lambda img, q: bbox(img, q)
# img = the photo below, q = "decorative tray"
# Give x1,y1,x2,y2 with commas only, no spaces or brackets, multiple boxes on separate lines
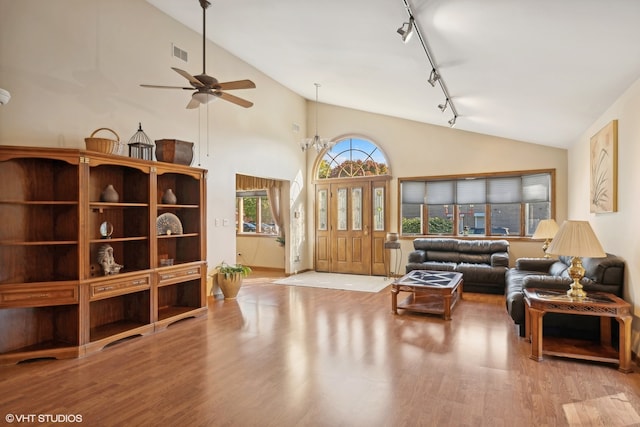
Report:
157,212,183,236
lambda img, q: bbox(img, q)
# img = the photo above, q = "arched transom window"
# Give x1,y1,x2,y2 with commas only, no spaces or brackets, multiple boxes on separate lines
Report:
317,137,389,179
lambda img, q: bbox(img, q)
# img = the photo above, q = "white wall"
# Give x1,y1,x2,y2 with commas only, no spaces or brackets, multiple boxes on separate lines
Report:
0,0,308,287
567,76,640,354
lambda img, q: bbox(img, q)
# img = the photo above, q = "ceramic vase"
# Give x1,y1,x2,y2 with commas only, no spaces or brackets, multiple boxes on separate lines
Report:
162,188,177,204
217,273,243,299
100,184,119,203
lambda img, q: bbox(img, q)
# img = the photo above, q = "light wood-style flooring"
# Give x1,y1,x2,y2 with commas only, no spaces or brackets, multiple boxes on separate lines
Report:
1,270,639,426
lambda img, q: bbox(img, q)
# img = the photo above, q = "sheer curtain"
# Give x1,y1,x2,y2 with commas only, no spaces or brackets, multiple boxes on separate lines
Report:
236,174,284,240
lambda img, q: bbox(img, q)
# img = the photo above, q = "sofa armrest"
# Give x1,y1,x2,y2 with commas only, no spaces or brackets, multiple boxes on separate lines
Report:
515,257,557,273
490,252,509,268
408,250,426,263
523,275,571,291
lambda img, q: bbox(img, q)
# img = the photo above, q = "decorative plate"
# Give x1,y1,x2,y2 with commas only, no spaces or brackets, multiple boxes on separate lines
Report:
156,213,183,236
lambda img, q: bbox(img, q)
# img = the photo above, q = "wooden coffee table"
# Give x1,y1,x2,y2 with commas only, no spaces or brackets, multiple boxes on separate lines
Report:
524,288,632,373
391,270,463,320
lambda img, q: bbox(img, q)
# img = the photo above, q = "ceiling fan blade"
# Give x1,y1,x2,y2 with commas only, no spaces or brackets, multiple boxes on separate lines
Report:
172,67,205,87
217,79,256,91
186,97,201,109
140,84,194,90
217,92,254,108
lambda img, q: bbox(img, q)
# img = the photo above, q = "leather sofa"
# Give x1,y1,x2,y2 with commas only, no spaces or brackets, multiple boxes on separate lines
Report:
406,238,509,294
505,254,625,337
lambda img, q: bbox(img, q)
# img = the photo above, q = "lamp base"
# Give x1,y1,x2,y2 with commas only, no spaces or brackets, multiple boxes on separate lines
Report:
566,256,587,299
542,239,551,258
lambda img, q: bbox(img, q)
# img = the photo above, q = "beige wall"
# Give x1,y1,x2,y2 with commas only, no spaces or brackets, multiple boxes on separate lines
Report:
567,76,640,354
306,103,569,266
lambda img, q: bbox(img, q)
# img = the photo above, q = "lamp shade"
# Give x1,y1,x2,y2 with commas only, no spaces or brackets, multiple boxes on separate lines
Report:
532,219,559,239
546,220,606,258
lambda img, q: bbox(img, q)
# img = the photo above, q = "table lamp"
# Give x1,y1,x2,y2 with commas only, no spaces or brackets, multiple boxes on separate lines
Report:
546,220,606,298
531,219,559,257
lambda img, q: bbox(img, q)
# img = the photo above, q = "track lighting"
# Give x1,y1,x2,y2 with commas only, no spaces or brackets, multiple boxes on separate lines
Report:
397,17,414,43
428,68,440,87
438,98,449,112
399,0,460,128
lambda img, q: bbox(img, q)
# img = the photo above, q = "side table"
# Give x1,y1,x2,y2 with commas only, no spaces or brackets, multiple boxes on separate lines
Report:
523,288,632,373
384,240,402,278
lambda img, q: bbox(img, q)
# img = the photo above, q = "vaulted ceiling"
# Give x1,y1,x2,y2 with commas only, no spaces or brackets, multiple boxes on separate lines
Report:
147,0,640,148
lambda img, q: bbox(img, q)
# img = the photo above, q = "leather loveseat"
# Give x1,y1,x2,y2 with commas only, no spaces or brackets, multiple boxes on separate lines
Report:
406,238,510,294
505,254,625,337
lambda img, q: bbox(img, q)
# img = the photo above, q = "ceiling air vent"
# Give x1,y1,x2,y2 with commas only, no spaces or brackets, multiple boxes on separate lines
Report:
172,44,188,62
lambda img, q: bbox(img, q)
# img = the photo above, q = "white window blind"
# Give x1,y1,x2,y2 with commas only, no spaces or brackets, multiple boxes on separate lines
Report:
488,177,521,203
401,181,426,204
426,181,454,204
523,174,550,202
456,179,486,204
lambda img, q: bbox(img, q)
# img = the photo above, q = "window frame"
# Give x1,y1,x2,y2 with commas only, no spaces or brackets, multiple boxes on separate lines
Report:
236,190,279,236
398,169,555,239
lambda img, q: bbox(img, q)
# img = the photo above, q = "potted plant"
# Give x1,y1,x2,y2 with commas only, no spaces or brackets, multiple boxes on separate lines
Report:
215,261,252,299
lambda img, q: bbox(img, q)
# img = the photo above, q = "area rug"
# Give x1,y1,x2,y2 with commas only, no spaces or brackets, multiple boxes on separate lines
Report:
272,271,392,293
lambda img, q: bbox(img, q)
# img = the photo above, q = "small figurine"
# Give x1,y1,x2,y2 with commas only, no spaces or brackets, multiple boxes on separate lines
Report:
97,244,124,275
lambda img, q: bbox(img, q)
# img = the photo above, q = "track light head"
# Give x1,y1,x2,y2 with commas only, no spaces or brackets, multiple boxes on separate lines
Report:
428,69,440,87
448,115,457,127
397,17,414,43
438,98,449,112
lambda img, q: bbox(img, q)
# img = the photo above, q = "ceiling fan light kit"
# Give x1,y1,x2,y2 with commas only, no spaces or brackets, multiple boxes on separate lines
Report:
141,0,255,109
399,0,458,128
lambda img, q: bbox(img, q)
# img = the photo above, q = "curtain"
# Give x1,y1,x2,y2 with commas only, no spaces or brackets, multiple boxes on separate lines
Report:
267,186,284,240
236,174,281,190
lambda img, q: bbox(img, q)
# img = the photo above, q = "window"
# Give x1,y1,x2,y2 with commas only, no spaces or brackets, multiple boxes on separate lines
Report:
399,170,554,237
317,137,389,179
236,190,279,235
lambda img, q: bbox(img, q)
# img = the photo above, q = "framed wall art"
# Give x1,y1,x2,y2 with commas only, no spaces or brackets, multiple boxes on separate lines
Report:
590,119,618,213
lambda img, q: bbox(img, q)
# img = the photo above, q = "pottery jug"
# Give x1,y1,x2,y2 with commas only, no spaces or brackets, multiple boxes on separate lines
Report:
162,188,177,204
100,184,119,203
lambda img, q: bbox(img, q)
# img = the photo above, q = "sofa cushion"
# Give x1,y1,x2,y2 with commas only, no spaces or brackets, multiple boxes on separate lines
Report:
548,261,568,277
459,253,491,264
426,251,460,263
456,263,506,286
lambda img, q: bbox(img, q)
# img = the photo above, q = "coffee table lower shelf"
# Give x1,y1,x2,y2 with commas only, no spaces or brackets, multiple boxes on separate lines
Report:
395,292,461,319
534,336,620,365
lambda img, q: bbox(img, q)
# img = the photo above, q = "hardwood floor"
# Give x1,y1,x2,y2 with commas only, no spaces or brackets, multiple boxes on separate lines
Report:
1,270,639,426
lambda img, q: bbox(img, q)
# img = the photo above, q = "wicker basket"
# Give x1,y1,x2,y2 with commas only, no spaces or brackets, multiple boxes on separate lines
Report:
85,128,122,155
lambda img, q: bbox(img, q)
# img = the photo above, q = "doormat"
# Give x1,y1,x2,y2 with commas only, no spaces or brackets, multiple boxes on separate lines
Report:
273,271,392,293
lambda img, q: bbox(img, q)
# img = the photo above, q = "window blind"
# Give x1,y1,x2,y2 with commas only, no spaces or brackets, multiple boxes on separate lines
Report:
426,181,454,204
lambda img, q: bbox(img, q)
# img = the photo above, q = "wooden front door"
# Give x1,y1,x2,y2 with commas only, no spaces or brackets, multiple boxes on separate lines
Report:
315,178,388,276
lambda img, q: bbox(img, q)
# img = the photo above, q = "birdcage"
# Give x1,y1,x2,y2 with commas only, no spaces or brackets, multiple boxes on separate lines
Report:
128,123,154,160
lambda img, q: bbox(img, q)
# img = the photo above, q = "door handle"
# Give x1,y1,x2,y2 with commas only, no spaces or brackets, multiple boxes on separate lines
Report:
364,225,369,236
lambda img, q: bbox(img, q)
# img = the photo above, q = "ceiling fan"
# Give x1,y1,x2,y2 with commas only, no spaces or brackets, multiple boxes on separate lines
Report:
141,0,255,109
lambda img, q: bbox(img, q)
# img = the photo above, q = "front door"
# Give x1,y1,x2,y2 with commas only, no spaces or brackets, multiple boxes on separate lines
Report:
315,178,388,275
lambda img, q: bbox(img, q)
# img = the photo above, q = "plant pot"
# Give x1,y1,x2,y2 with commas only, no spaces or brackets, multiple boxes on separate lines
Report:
217,272,244,299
